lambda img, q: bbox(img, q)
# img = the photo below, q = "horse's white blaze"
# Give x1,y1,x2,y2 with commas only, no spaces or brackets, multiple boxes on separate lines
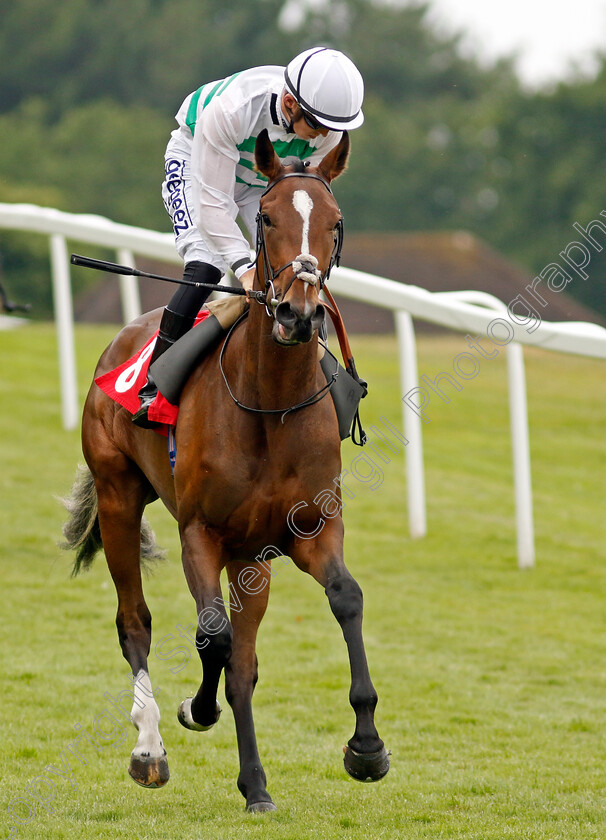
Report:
130,669,165,758
293,189,314,255
292,189,322,302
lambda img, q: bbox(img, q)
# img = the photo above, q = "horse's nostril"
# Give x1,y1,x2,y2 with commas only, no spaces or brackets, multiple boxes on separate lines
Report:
275,302,324,343
311,304,325,330
275,302,297,328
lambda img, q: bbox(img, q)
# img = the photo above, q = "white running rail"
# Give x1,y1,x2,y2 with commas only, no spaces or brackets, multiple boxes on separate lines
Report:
1,203,605,568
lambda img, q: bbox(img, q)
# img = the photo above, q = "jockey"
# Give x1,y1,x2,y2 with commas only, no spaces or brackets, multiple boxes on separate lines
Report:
133,46,364,426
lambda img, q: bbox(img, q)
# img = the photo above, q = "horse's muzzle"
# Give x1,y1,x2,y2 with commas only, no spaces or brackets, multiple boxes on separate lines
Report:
273,301,326,345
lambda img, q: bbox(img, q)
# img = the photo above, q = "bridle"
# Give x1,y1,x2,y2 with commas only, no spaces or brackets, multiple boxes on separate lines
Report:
250,171,344,316
219,317,339,423
219,170,344,420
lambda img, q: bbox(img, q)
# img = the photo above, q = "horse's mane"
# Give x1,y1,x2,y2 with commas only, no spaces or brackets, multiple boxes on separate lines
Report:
281,158,309,174
254,154,308,179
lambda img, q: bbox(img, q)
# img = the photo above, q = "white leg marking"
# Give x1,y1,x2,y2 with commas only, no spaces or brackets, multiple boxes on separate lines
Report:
130,669,165,758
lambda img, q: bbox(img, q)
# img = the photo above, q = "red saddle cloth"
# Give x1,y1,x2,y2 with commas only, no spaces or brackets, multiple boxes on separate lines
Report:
95,309,210,432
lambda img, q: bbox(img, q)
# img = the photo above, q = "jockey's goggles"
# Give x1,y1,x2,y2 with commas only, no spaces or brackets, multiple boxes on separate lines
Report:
300,108,327,132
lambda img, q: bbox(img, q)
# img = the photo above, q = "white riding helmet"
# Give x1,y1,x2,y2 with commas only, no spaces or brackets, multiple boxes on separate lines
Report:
284,46,364,131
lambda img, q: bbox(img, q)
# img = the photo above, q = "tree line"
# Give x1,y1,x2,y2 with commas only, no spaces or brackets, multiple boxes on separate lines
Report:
1,0,604,316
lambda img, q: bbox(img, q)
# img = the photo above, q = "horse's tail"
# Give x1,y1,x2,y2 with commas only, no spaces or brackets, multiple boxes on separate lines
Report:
59,465,166,576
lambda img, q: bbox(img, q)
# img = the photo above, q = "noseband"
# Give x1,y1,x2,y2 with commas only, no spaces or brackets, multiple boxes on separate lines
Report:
219,171,344,420
250,172,344,314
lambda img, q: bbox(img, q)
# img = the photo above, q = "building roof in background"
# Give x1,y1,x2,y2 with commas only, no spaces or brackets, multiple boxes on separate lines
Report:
74,231,604,333
335,232,604,332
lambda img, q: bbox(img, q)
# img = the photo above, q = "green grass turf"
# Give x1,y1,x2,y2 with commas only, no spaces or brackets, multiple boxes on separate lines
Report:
0,323,605,839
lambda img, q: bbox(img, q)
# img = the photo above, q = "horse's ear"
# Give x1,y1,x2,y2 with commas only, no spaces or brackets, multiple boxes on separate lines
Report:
255,129,284,183
317,131,350,183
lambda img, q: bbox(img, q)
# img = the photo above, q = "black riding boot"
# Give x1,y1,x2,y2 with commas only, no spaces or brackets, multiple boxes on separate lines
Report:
132,308,196,427
132,261,222,428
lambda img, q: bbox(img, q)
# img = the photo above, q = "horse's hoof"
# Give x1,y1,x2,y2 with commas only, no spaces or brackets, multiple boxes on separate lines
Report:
177,698,221,731
128,754,170,788
246,800,277,813
343,745,390,782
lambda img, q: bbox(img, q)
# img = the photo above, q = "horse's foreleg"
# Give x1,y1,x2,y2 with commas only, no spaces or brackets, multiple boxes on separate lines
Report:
224,561,276,812
325,571,390,782
291,526,390,783
95,475,169,789
177,522,232,730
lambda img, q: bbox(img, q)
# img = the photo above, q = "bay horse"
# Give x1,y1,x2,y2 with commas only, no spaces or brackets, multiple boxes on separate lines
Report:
62,128,389,812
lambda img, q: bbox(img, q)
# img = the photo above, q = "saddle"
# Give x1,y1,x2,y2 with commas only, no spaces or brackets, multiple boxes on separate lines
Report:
96,296,367,443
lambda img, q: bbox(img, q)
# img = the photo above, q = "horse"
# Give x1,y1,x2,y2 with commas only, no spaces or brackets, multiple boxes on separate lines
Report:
62,128,389,812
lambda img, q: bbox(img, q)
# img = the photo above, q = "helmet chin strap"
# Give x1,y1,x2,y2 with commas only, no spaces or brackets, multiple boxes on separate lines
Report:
279,90,297,134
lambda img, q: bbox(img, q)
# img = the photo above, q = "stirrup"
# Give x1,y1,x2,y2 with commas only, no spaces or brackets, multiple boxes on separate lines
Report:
131,309,195,428
132,372,162,428
132,389,160,428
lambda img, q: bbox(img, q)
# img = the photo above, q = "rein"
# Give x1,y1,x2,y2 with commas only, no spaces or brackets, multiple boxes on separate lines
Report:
219,169,365,440
251,172,344,314
219,310,338,422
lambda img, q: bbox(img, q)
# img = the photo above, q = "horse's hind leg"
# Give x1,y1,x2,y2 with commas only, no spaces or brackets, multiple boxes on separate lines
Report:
224,561,275,812
92,460,169,788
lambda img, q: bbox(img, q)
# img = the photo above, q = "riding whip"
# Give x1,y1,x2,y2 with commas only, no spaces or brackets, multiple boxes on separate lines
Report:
70,254,254,297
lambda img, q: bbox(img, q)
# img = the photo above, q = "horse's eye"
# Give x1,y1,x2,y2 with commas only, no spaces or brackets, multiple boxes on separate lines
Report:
262,214,272,227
